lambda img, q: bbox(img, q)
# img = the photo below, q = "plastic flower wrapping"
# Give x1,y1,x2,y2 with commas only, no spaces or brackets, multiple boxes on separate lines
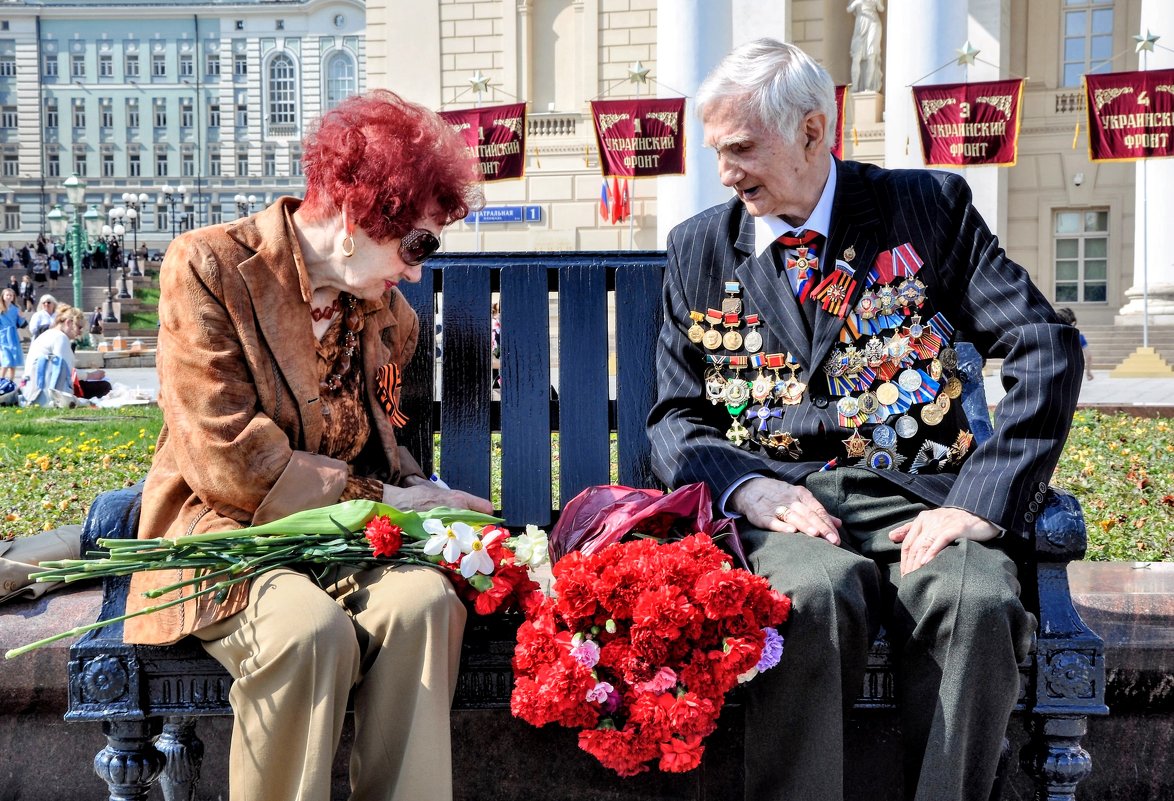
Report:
5,499,548,659
509,483,791,776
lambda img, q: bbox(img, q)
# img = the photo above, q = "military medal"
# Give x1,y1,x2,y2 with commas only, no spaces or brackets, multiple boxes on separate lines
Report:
726,418,750,447
865,445,905,471
749,354,773,401
843,246,856,263
920,402,945,426
944,376,963,399
929,358,943,380
842,429,868,458
775,355,807,405
743,314,763,353
875,381,900,407
939,347,959,370
858,390,880,417
722,281,743,317
894,414,919,439
687,311,706,344
872,424,898,449
837,395,867,428
722,311,743,351
935,392,951,413
911,440,950,474
750,403,784,432
948,430,975,464
766,430,803,459
702,309,723,350
724,356,751,415
704,367,728,405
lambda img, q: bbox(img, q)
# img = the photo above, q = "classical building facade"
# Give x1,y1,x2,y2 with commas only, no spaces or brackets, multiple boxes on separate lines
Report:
365,0,1170,329
0,0,364,249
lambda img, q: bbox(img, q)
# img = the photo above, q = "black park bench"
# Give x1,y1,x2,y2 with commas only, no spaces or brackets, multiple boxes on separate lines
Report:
64,251,1106,801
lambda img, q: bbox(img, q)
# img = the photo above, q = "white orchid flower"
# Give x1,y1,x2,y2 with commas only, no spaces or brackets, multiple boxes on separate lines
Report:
422,519,476,564
458,527,504,578
513,524,550,568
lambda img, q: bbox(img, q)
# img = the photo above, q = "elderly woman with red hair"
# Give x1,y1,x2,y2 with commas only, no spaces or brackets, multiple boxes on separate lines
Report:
124,90,491,801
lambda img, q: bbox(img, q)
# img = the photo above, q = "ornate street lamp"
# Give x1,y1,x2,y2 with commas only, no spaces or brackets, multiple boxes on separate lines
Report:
108,206,131,299
160,183,188,241
234,193,257,219
46,174,99,309
121,191,149,276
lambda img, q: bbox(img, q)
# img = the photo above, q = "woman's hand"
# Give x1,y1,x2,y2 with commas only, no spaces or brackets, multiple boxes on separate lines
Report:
382,482,494,515
728,476,842,544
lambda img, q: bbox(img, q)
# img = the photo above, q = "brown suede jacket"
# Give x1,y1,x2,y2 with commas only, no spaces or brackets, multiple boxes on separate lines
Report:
125,198,424,644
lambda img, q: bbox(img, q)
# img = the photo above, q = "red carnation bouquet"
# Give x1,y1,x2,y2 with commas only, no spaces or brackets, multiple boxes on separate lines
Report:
509,484,791,776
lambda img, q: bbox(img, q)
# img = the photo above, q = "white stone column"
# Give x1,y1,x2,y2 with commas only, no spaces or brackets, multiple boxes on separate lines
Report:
655,0,733,246
964,0,1010,239
1120,0,1174,325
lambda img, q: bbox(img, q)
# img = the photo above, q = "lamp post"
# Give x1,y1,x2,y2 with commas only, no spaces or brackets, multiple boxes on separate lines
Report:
160,183,188,241
121,191,149,276
234,193,257,219
45,174,103,310
107,207,131,299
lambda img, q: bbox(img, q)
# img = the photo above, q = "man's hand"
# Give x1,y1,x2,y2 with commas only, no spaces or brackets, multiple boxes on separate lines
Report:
889,507,999,575
382,482,494,515
729,476,842,544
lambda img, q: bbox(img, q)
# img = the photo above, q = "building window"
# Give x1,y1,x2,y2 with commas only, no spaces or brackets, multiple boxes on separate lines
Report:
155,147,167,176
46,149,60,178
210,207,223,225
71,99,85,128
43,53,58,78
179,53,194,78
208,146,221,176
324,52,356,111
73,148,86,176
0,105,16,129
4,205,19,230
180,98,193,128
234,20,244,31
153,99,167,128
128,147,141,177
206,52,220,76
182,149,195,177
234,52,247,77
1062,0,1113,87
102,149,115,177
267,54,297,131
99,53,113,78
45,98,58,129
1054,210,1109,303
3,152,18,177
126,100,139,129
156,203,168,232
99,99,113,129
208,103,220,127
263,149,276,177
71,53,85,79
237,150,248,176
152,52,166,78
235,102,248,128
0,54,16,77
125,52,139,79
290,146,302,176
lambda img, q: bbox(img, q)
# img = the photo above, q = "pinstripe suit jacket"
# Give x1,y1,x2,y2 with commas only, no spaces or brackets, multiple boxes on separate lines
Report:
648,158,1083,537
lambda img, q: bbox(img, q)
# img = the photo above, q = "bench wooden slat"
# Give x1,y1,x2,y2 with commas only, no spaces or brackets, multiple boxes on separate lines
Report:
499,261,554,528
556,262,612,506
398,269,437,478
439,263,493,500
615,260,663,491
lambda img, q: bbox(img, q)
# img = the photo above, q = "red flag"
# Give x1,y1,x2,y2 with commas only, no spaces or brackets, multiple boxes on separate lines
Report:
599,179,610,222
621,179,631,221
1085,68,1174,161
610,176,622,224
911,79,1025,166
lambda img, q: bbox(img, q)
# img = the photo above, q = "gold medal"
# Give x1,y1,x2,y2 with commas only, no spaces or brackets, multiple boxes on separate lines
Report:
687,311,705,343
843,246,856,262
858,391,880,416
920,403,945,426
702,328,722,350
875,381,900,407
929,358,943,381
945,376,963,399
935,392,951,413
723,329,744,351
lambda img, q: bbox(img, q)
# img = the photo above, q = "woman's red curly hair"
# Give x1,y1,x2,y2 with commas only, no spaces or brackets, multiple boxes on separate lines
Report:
299,89,480,241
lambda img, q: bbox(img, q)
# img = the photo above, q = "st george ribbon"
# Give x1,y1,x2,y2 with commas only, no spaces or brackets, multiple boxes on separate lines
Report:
911,78,1025,167
439,102,527,181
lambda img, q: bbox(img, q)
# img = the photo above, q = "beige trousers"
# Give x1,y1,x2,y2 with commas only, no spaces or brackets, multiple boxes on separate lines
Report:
196,564,467,801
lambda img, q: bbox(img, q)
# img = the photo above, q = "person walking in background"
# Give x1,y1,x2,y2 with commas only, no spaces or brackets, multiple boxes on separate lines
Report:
648,38,1080,801
1055,307,1095,381
18,274,34,312
2,243,15,269
0,286,27,382
47,251,62,289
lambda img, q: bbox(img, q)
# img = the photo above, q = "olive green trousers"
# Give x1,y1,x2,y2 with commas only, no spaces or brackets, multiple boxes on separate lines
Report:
740,468,1035,801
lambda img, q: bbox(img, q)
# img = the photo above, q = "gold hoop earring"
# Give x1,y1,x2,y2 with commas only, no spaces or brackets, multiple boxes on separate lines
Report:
341,235,356,258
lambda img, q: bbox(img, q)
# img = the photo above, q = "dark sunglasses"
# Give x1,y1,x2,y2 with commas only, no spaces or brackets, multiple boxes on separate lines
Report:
399,228,441,267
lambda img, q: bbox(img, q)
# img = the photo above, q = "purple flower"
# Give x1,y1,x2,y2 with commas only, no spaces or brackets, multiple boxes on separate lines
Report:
570,638,601,668
585,680,614,704
756,627,784,672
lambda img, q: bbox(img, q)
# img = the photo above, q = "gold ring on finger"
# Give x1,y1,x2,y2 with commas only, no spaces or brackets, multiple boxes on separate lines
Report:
775,504,791,521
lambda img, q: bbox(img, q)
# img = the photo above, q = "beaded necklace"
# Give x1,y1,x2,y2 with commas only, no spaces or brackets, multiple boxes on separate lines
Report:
321,293,363,393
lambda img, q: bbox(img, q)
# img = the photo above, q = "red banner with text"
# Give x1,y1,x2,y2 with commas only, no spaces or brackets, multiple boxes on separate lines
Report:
590,98,687,177
833,84,847,159
911,79,1024,167
1084,69,1174,162
438,102,527,182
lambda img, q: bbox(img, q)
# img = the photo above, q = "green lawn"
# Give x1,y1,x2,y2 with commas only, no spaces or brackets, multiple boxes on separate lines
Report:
1,405,1170,561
